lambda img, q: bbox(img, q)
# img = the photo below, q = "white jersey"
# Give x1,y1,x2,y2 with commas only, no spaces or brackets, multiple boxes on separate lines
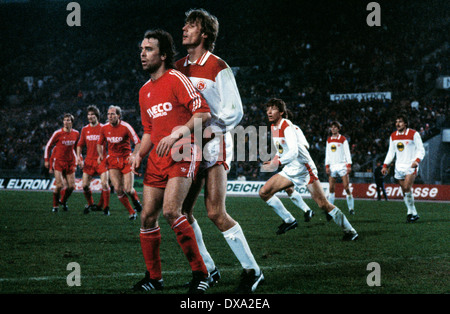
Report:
271,118,314,167
325,134,352,167
383,128,425,168
175,51,244,133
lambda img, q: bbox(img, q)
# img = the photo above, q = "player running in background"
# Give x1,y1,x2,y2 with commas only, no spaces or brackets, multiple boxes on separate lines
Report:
76,105,111,215
176,9,263,293
131,29,211,294
325,121,355,214
382,114,425,222
44,113,79,212
97,105,142,219
259,98,358,241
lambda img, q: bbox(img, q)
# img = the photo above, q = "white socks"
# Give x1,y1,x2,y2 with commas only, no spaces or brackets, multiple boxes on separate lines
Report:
222,223,261,276
328,207,356,234
289,190,310,213
346,194,354,211
191,220,216,273
328,192,335,204
404,192,418,215
266,196,296,223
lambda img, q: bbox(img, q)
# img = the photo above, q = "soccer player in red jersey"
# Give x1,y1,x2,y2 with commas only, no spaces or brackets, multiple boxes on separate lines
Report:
44,113,79,212
131,29,211,294
76,105,111,215
176,9,263,293
97,105,142,219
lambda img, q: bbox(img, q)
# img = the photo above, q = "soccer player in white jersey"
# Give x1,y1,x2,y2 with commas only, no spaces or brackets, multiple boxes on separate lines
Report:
284,121,315,223
176,9,263,293
381,115,425,222
259,98,358,241
325,121,355,214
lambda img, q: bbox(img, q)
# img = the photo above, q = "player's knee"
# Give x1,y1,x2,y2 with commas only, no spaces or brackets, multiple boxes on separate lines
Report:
206,208,223,224
259,187,271,201
140,211,158,228
284,186,294,196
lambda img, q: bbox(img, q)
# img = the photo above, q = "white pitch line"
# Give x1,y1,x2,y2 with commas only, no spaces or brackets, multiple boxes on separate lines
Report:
1,254,447,283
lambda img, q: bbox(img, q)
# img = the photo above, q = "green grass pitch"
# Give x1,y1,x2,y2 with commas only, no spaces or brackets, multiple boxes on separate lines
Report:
0,190,448,294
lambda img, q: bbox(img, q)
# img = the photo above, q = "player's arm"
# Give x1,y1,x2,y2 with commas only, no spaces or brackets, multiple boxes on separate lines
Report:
44,131,58,168
76,129,84,167
76,146,84,168
325,141,331,175
97,130,105,164
213,67,244,132
343,139,352,174
131,133,153,176
412,132,425,168
156,112,211,157
381,136,395,175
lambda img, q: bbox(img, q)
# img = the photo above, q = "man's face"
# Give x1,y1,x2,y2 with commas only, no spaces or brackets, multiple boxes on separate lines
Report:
107,108,119,125
63,117,72,129
396,118,406,132
87,111,98,125
182,20,204,47
266,106,282,123
330,125,340,135
140,37,164,73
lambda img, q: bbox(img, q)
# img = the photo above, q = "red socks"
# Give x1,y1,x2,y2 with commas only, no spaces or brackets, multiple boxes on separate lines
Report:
98,188,110,208
118,194,135,214
172,216,208,276
140,227,162,280
139,216,208,281
83,188,94,206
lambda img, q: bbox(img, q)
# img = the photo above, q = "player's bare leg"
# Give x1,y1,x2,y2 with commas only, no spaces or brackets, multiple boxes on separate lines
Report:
81,172,94,213
328,176,336,204
60,172,75,211
52,170,65,212
204,165,236,231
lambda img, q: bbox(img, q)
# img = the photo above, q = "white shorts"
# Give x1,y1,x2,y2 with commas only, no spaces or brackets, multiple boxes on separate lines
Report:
394,163,418,180
329,163,348,178
278,161,319,188
202,131,233,172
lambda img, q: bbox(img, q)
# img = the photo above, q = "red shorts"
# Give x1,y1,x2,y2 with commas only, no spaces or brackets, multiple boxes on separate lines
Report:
144,144,200,188
106,155,132,174
52,159,76,175
83,158,108,176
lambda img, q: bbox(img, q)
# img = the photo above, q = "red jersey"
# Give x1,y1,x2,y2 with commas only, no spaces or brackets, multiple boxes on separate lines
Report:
98,121,140,158
44,128,79,162
139,69,210,146
77,123,105,161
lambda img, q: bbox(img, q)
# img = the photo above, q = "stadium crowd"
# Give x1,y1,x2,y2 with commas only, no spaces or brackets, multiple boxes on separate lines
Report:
0,0,448,182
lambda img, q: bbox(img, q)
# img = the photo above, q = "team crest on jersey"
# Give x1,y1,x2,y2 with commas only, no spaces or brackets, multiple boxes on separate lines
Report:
397,142,405,152
331,144,337,152
276,141,283,154
196,80,207,91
